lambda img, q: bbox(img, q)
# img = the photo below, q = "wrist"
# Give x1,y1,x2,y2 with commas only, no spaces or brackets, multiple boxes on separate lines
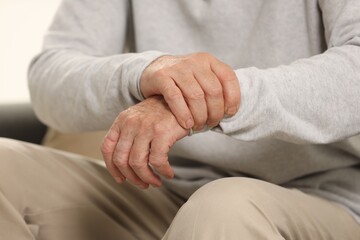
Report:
139,55,174,99
124,51,167,101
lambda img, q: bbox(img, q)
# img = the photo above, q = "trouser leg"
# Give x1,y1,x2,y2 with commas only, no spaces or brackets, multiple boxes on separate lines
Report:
163,177,360,240
0,138,184,240
0,190,35,239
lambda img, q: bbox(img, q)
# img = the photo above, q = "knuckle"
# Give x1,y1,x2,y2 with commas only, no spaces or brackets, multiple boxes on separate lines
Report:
183,56,197,66
181,53,197,64
165,88,183,101
115,151,130,163
138,120,149,129
114,159,129,169
206,87,223,98
153,123,167,135
171,63,186,72
129,160,145,170
153,69,169,79
124,115,139,127
116,140,131,152
149,155,167,168
117,111,127,122
187,90,205,100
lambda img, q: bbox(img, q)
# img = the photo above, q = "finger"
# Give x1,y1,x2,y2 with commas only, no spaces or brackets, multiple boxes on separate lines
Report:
113,124,149,189
171,72,207,131
210,60,240,116
129,134,162,187
159,78,194,129
194,70,224,127
101,125,126,183
149,136,174,179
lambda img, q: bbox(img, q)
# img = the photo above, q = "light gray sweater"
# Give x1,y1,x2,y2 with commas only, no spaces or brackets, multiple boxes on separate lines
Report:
28,0,360,222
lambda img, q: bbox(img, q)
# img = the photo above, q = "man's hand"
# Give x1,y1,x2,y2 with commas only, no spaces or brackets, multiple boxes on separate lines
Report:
140,52,240,131
101,96,188,189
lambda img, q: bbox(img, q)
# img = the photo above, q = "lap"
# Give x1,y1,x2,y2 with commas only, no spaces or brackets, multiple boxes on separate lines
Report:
0,138,183,240
1,138,359,240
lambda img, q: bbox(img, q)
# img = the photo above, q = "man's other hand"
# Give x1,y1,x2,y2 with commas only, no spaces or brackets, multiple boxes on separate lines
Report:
101,96,188,189
140,52,240,131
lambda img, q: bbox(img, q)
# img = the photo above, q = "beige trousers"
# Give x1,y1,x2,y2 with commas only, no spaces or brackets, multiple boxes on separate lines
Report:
0,138,359,240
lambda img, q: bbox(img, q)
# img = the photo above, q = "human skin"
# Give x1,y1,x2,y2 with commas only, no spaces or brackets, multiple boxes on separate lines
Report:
140,52,240,130
101,96,188,188
101,53,241,188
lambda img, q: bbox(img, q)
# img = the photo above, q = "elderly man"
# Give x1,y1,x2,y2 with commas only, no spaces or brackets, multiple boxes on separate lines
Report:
1,0,360,239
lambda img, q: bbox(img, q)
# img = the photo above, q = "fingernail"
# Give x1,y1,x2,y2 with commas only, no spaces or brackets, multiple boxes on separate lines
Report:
226,106,237,115
186,118,194,129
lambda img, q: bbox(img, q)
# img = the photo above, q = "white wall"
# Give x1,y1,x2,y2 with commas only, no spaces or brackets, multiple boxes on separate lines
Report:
0,0,61,103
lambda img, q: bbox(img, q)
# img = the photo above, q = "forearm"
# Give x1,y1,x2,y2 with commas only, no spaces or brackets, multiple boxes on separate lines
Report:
28,49,164,132
215,0,360,144
28,0,168,132
218,44,360,144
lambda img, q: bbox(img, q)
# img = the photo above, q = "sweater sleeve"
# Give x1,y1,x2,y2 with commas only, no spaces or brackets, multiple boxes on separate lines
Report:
217,0,360,144
28,0,165,132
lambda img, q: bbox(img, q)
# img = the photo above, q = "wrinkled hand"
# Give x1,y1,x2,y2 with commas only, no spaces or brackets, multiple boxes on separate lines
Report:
140,52,240,131
101,96,188,189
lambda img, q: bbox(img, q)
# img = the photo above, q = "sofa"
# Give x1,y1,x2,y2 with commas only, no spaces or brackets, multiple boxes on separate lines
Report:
0,103,47,144
0,103,106,159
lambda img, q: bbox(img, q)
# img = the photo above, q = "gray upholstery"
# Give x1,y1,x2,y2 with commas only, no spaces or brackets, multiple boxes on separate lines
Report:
0,103,47,144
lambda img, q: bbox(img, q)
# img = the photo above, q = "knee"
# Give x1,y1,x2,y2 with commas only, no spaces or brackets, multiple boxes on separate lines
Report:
183,177,279,221
164,178,284,239
189,177,273,203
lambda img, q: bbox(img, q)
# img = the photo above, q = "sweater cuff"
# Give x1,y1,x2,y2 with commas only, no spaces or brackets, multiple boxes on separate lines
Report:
217,68,259,135
124,51,168,101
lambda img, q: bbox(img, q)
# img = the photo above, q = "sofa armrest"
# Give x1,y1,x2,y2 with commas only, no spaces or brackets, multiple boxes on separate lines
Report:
0,103,47,144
